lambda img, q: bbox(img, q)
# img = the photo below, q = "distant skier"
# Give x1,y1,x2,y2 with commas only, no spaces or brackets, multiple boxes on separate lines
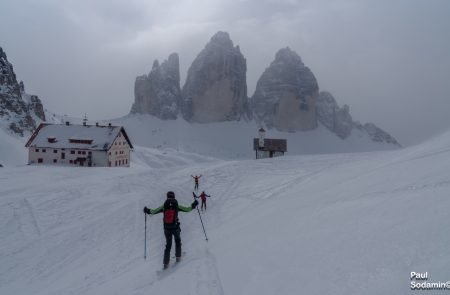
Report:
143,191,198,269
191,174,202,191
193,191,211,211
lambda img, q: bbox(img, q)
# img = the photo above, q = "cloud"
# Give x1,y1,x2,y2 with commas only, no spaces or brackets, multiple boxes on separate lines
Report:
1,0,450,145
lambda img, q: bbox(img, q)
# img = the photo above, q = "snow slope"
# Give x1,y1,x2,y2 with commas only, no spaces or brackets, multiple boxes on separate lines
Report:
0,127,28,166
114,114,398,159
1,130,450,294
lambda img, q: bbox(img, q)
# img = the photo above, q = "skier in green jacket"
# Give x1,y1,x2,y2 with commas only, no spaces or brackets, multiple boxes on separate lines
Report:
143,191,198,269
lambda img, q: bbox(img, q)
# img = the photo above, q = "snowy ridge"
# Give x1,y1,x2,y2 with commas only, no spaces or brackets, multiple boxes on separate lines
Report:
1,127,450,294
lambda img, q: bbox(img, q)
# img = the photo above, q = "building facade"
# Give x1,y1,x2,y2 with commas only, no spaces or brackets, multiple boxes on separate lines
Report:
25,122,133,167
253,128,287,159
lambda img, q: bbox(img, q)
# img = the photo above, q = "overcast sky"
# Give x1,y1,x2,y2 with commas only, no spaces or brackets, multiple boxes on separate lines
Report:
1,0,449,145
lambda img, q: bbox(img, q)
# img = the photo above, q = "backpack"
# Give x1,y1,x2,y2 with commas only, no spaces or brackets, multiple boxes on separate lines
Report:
163,198,179,227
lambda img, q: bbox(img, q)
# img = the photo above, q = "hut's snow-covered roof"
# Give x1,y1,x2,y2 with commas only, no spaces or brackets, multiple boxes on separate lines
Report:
25,123,133,150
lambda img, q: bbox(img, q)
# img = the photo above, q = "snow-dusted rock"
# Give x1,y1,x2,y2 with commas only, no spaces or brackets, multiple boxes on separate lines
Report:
131,53,181,120
317,91,399,145
356,122,399,145
251,47,318,132
181,31,249,123
0,47,45,136
316,91,353,139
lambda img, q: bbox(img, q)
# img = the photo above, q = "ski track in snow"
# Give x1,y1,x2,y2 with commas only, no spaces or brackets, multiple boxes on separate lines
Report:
2,131,450,294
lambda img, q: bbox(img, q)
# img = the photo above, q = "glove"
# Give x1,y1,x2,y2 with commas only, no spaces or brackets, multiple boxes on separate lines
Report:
191,200,198,209
143,206,151,214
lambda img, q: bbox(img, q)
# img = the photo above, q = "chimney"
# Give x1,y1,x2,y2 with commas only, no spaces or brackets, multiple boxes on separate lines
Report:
65,121,70,126
83,121,86,126
108,123,112,127
258,128,265,148
96,122,99,127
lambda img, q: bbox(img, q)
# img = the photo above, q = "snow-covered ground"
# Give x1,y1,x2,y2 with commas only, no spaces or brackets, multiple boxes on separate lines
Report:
1,125,450,294
113,114,398,159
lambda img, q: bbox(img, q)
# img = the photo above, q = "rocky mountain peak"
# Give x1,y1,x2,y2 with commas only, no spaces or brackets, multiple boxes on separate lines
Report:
251,47,319,132
181,31,249,123
317,91,399,145
131,53,181,120
151,60,160,71
0,47,45,136
209,31,234,48
273,47,303,65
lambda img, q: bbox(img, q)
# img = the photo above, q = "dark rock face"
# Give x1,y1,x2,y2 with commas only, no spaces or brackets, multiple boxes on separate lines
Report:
181,31,249,123
131,53,181,120
28,95,46,121
317,91,399,145
251,47,319,132
0,47,45,136
316,91,353,139
129,31,399,147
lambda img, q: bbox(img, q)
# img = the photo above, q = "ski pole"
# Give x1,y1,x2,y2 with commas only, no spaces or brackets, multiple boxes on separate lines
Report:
194,195,208,241
144,212,147,259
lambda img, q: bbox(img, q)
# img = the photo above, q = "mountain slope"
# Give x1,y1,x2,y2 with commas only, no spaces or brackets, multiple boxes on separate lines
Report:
0,47,45,136
1,128,450,294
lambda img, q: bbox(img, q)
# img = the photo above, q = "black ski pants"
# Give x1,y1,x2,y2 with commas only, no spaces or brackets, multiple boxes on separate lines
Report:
164,227,181,265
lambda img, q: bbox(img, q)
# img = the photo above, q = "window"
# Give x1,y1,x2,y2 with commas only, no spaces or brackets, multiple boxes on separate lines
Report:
69,139,93,144
82,151,86,155
125,159,128,165
108,152,111,155
42,149,46,153
35,149,39,152
38,158,43,163
70,160,73,164
115,151,118,155
109,161,111,167
115,160,117,166
78,151,82,155
53,159,57,163
53,150,57,154
61,152,65,160
71,151,75,154
88,151,92,155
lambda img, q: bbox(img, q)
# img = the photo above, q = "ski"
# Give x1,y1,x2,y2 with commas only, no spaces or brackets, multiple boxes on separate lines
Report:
156,251,186,278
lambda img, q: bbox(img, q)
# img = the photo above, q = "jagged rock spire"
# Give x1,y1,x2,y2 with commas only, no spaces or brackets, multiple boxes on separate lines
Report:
131,53,182,120
251,47,319,132
181,31,250,123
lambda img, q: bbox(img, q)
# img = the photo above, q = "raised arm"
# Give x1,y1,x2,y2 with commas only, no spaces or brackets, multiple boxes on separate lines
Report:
178,204,193,212
149,205,164,215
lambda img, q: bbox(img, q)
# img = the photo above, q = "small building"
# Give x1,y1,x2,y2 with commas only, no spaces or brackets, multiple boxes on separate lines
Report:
253,128,287,159
25,122,134,167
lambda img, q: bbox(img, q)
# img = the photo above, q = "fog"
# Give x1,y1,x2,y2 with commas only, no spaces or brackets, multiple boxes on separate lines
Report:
1,0,449,145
